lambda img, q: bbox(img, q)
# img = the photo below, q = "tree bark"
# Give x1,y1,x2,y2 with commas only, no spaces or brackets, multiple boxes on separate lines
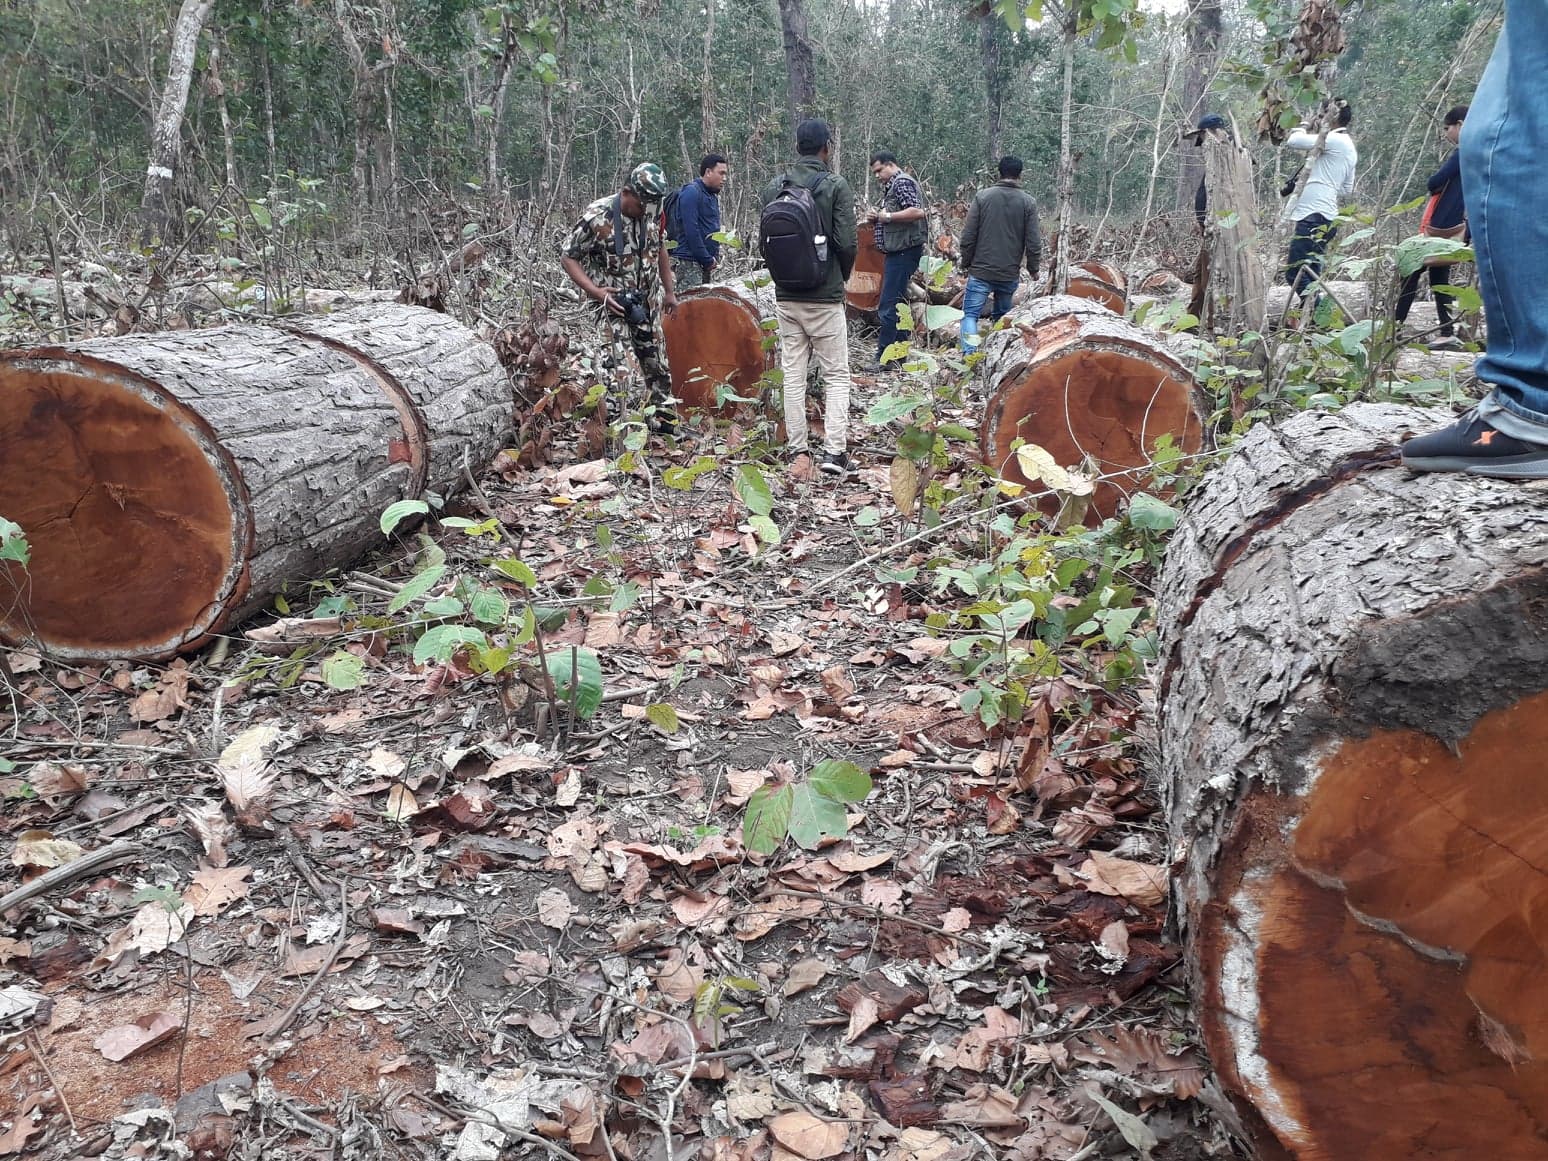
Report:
700,0,717,152
334,0,373,209
1159,403,1548,1161
138,0,215,246
0,305,511,661
978,295,1204,524
775,0,817,135
207,39,238,190
661,272,778,414
1053,13,1076,294
1197,129,1265,334
1174,0,1223,212
1064,259,1128,314
979,13,1006,165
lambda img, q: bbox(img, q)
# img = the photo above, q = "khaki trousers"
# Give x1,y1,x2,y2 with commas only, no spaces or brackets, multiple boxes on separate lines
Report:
774,300,851,455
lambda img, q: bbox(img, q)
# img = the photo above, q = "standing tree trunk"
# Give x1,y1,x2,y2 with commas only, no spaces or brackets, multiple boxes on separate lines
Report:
334,0,373,209
1053,12,1076,293
207,38,238,190
775,0,816,135
979,13,1007,164
260,0,278,201
1174,0,1223,212
138,0,215,246
483,16,516,195
700,0,717,150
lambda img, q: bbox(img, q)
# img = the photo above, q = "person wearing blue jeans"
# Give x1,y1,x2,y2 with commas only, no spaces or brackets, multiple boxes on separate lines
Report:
1402,4,1548,478
865,152,928,369
958,156,1042,354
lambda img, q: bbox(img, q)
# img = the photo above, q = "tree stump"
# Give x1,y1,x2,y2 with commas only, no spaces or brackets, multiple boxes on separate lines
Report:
1064,260,1128,314
845,230,885,316
661,273,777,413
978,295,1203,523
1158,403,1548,1161
0,303,510,661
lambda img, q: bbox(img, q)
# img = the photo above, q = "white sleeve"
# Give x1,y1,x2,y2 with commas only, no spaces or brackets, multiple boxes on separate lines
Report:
1285,128,1319,152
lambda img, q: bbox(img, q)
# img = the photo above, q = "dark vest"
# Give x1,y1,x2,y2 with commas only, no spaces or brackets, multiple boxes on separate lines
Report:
880,175,928,254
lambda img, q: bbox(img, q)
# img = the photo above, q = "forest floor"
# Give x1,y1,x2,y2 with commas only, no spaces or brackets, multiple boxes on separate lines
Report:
0,286,1248,1160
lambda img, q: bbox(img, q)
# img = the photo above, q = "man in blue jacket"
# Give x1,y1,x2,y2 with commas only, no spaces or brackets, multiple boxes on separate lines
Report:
669,154,728,289
1395,105,1467,349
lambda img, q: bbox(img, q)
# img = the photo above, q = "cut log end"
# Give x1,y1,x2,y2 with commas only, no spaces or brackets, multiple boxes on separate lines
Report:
0,358,242,657
1065,260,1128,315
845,231,886,316
1203,689,1548,1158
980,297,1202,523
661,283,773,413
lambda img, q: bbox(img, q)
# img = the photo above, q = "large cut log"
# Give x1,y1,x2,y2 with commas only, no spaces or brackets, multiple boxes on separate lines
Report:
1158,403,1548,1161
1064,260,1128,314
845,230,885,316
979,296,1204,523
0,303,510,661
661,273,777,413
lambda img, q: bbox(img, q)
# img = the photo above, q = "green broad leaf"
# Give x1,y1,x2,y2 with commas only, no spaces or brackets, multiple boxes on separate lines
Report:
420,595,465,618
749,514,781,545
381,499,430,536
595,525,614,549
1091,1093,1158,1160
470,587,509,625
0,515,30,564
1394,235,1473,278
854,506,881,529
492,558,537,587
743,782,792,854
441,516,499,535
581,575,613,597
1337,320,1374,357
387,562,446,613
273,593,291,614
645,703,680,733
476,645,511,674
322,650,365,691
880,339,913,365
938,423,977,442
413,624,487,665
1389,193,1428,214
866,393,927,426
923,305,964,331
876,565,918,584
609,581,641,613
0,757,14,774
896,303,914,333
735,464,774,518
787,783,850,849
313,593,351,618
247,201,273,231
1127,493,1178,531
510,605,536,646
808,760,871,804
545,646,605,719
897,424,935,460
664,455,718,491
1433,284,1483,313
1101,605,1144,647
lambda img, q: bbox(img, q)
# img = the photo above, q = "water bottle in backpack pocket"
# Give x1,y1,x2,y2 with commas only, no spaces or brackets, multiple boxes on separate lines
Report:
760,171,831,291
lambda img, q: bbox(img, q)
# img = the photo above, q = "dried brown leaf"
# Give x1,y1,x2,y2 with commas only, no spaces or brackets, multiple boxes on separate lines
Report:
94,1010,181,1062
185,866,252,917
784,957,831,997
767,1110,848,1159
1077,851,1167,906
536,887,575,929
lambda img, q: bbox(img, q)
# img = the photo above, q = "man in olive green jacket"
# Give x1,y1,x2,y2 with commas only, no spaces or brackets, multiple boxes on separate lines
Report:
958,156,1041,353
761,119,858,476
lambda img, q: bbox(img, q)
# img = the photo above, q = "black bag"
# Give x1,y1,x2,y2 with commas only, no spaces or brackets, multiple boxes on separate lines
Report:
662,187,684,243
760,169,831,291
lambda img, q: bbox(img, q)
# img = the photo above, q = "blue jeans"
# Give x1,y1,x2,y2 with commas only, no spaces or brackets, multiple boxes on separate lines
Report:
1464,1,1548,434
878,244,923,361
960,276,1019,352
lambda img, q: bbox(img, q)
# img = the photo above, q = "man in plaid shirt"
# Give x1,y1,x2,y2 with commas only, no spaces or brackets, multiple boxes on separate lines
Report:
865,151,928,370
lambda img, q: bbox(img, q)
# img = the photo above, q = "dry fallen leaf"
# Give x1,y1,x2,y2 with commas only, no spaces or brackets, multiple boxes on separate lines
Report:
216,724,279,811
536,887,575,929
767,1110,849,1160
844,993,880,1044
828,848,894,874
11,830,85,870
768,631,804,658
184,866,252,917
1078,851,1168,906
94,1010,181,1062
385,782,419,822
784,957,831,997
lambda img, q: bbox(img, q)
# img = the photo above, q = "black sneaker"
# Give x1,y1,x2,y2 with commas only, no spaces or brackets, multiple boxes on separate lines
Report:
820,450,850,477
646,409,679,437
1401,407,1548,479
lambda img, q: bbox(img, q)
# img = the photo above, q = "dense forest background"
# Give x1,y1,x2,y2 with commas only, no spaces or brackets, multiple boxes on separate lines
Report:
0,0,1500,274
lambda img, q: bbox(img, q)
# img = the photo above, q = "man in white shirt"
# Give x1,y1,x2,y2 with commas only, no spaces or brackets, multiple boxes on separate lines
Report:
1282,99,1357,304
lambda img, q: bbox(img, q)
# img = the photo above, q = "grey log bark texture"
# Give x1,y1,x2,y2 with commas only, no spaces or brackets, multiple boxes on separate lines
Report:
0,304,510,661
1158,403,1548,1159
1198,131,1265,335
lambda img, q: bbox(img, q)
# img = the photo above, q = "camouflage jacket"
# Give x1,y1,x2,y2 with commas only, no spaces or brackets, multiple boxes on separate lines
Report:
561,195,663,292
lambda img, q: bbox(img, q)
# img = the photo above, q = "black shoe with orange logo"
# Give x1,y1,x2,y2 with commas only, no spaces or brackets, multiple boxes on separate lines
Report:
1401,407,1548,479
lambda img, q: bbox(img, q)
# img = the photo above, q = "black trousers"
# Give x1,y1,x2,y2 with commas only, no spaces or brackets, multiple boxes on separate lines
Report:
1395,264,1456,334
1284,213,1337,300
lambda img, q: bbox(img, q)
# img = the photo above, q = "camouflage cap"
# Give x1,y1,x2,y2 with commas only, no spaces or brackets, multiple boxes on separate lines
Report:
627,162,668,202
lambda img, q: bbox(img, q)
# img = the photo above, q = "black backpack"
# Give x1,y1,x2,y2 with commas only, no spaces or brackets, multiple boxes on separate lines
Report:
760,169,831,291
662,187,684,243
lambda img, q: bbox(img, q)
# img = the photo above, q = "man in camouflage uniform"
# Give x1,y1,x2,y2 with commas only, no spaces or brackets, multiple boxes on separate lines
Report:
560,162,681,433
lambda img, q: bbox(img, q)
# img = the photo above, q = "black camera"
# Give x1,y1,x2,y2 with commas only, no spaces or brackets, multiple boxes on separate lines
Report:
613,288,650,327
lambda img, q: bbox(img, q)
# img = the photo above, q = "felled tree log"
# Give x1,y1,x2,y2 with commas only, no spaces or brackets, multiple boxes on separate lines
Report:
1159,403,1548,1161
1064,259,1128,314
0,303,510,661
661,272,777,413
845,230,886,316
979,295,1204,523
